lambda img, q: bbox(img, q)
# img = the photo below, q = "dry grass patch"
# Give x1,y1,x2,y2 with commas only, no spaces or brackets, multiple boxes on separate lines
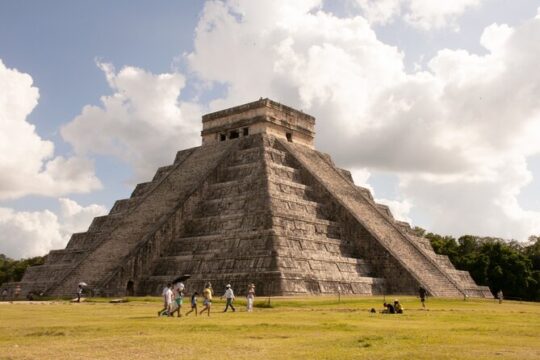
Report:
0,296,539,359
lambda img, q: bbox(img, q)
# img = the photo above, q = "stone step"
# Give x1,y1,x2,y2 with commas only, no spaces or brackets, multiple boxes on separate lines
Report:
65,232,100,251
272,212,342,239
278,272,385,295
109,198,136,215
267,162,303,183
269,193,337,221
193,194,267,217
375,203,393,219
204,177,266,200
217,162,263,182
152,164,175,181
131,181,153,198
46,249,86,264
268,177,318,201
264,147,299,168
152,255,276,276
183,210,272,236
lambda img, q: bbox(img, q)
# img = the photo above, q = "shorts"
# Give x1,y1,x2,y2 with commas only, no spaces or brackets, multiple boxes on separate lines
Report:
203,299,211,306
191,303,197,309
175,297,183,306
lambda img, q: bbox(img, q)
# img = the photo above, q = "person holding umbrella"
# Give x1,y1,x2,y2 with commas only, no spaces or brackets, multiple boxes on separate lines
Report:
77,282,87,302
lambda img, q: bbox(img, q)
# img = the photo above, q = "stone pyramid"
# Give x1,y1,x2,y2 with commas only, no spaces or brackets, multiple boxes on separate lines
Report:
15,99,492,298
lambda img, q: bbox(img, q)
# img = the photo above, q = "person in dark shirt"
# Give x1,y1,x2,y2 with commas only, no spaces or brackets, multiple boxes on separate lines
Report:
419,287,427,309
382,302,395,314
185,291,198,317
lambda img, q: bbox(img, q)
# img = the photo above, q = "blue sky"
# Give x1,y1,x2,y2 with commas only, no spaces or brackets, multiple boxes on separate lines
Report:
1,0,540,258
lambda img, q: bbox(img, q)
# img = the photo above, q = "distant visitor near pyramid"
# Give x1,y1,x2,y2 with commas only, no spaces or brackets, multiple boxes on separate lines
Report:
12,98,492,298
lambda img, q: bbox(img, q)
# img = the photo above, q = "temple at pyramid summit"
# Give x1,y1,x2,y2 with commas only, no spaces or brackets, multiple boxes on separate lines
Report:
13,98,492,298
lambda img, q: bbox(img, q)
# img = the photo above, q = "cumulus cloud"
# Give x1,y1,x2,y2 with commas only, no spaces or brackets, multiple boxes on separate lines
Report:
0,59,101,200
0,198,107,259
187,0,540,240
353,0,484,30
61,62,202,182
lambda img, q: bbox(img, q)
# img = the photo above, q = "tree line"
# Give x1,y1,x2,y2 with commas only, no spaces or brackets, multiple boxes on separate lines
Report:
416,229,540,301
1,232,539,301
0,254,45,287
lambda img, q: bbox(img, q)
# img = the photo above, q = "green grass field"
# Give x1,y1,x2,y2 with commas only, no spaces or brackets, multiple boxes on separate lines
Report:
1,296,539,359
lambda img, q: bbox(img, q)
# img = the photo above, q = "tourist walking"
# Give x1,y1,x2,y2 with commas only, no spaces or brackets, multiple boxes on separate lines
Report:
172,282,184,317
76,285,83,302
222,284,236,312
419,286,427,308
186,291,198,316
497,290,503,304
246,283,255,312
158,283,173,317
199,282,213,317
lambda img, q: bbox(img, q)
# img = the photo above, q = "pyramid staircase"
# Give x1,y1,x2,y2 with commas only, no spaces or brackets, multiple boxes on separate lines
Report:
138,135,384,295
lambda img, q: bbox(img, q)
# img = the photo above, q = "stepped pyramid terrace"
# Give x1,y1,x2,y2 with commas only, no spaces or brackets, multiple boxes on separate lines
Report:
10,98,492,298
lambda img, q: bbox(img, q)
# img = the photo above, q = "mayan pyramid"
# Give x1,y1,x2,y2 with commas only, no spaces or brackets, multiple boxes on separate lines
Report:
15,98,492,298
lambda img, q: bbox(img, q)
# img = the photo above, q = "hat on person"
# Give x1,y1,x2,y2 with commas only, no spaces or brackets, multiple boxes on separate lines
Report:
226,284,231,288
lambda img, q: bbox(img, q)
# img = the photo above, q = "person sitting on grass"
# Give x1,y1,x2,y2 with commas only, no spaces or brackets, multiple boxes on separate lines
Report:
185,291,198,317
394,299,404,314
382,302,395,314
199,282,213,317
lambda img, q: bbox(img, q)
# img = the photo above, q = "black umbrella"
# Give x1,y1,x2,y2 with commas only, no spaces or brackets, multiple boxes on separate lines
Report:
172,274,191,284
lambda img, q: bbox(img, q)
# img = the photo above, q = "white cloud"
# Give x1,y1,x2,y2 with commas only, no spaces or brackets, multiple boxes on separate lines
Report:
0,198,107,259
187,0,540,240
0,59,101,200
61,62,202,182
353,0,484,30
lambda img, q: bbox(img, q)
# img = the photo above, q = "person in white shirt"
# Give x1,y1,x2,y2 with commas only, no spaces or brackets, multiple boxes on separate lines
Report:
157,283,172,316
246,283,255,312
222,284,236,312
166,285,175,316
